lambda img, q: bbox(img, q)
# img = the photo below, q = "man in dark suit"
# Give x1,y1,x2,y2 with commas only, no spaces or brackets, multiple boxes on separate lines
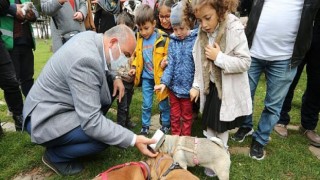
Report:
23,25,157,176
0,0,24,133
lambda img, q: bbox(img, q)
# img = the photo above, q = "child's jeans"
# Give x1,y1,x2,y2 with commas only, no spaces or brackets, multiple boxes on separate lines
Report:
169,91,193,136
141,78,170,127
117,81,134,126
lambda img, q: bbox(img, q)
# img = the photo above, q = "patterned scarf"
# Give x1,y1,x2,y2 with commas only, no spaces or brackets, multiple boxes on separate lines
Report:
198,14,227,99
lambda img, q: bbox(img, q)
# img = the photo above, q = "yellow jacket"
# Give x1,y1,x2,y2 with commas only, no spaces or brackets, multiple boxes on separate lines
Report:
132,29,169,101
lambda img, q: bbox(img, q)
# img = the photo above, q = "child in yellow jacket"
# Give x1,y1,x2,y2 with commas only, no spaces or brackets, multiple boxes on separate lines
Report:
129,4,170,135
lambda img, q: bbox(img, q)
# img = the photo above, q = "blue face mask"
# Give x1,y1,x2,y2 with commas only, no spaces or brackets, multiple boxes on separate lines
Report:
108,43,130,75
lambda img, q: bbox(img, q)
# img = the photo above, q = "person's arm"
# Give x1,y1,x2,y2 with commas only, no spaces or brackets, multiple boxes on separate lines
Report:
41,0,66,16
213,26,251,74
67,58,132,147
159,41,174,87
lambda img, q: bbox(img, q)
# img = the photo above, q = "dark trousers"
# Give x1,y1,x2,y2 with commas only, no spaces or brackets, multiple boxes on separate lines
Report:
9,45,34,97
0,41,23,116
116,81,134,126
301,21,320,130
25,118,108,163
278,21,320,130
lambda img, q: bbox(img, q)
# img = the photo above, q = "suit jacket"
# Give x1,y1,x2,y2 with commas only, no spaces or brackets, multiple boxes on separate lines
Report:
23,31,134,148
41,0,87,52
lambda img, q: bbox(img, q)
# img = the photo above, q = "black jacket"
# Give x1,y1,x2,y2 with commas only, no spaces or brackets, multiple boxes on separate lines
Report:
246,0,320,67
0,0,10,37
0,0,9,16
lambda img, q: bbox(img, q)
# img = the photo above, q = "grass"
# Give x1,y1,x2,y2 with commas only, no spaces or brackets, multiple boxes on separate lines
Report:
0,38,320,179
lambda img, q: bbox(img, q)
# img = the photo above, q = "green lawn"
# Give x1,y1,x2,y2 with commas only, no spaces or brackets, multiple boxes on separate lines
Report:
0,39,319,179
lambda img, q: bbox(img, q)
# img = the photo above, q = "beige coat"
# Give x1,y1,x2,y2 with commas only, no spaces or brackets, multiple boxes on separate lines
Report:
193,14,252,121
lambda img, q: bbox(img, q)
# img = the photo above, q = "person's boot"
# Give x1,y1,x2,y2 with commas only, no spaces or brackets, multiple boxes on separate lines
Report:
12,115,23,131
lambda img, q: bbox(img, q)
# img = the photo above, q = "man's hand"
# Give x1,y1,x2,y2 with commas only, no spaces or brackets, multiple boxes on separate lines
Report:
135,135,158,158
190,88,200,102
15,4,24,21
128,69,136,76
205,43,220,61
25,9,35,21
113,78,125,102
73,12,83,21
154,84,166,94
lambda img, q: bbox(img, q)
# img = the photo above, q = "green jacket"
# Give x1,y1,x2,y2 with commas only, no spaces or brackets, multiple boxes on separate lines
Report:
0,0,36,50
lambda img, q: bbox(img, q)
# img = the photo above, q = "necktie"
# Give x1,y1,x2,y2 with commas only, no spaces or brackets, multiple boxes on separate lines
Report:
69,0,75,10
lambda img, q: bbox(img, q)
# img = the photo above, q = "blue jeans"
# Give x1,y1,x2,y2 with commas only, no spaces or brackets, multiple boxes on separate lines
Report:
141,78,170,127
241,57,297,145
25,118,108,163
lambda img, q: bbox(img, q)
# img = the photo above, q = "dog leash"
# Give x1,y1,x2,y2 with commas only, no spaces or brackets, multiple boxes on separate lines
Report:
98,161,150,180
159,162,182,179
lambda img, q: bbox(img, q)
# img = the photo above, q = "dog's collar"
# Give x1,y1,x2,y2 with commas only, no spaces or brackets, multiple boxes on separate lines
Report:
98,161,151,180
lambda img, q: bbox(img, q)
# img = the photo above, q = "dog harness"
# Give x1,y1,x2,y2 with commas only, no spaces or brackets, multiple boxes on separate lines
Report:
97,161,151,180
173,137,200,165
155,154,183,179
160,162,183,178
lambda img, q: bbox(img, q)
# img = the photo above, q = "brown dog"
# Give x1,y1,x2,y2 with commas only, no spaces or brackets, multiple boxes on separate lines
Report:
146,153,199,180
93,161,150,180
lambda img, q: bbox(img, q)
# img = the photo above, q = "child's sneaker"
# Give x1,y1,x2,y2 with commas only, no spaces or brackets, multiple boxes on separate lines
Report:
160,126,170,134
140,127,149,135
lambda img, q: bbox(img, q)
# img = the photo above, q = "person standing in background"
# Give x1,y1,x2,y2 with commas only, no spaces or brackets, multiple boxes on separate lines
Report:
0,0,24,132
41,0,87,52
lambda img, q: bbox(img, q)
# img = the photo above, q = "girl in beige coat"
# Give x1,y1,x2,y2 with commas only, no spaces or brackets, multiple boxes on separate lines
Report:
190,0,252,176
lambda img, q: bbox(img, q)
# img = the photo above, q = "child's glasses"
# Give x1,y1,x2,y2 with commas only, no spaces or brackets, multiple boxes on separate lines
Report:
159,15,170,20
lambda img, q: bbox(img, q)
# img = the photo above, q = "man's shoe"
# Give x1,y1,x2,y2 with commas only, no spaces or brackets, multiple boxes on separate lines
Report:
140,127,149,135
160,126,170,134
231,127,254,142
249,139,265,160
300,126,320,147
274,124,288,138
12,115,23,131
42,152,84,176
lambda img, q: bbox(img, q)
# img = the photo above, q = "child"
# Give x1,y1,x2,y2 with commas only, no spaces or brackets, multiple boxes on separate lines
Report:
154,0,177,35
154,0,197,136
190,0,252,177
114,8,137,129
129,4,171,135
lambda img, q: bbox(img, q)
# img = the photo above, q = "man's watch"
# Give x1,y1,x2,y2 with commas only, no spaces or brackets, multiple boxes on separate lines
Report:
114,75,122,80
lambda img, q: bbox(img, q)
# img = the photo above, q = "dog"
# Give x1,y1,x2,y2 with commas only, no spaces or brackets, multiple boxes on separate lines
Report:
93,161,150,180
158,135,231,180
146,153,199,180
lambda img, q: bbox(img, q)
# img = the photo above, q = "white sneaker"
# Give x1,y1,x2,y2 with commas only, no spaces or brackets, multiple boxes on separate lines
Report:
204,168,217,177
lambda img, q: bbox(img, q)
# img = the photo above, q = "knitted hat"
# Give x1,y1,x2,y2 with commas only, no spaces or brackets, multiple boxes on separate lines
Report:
170,2,183,27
